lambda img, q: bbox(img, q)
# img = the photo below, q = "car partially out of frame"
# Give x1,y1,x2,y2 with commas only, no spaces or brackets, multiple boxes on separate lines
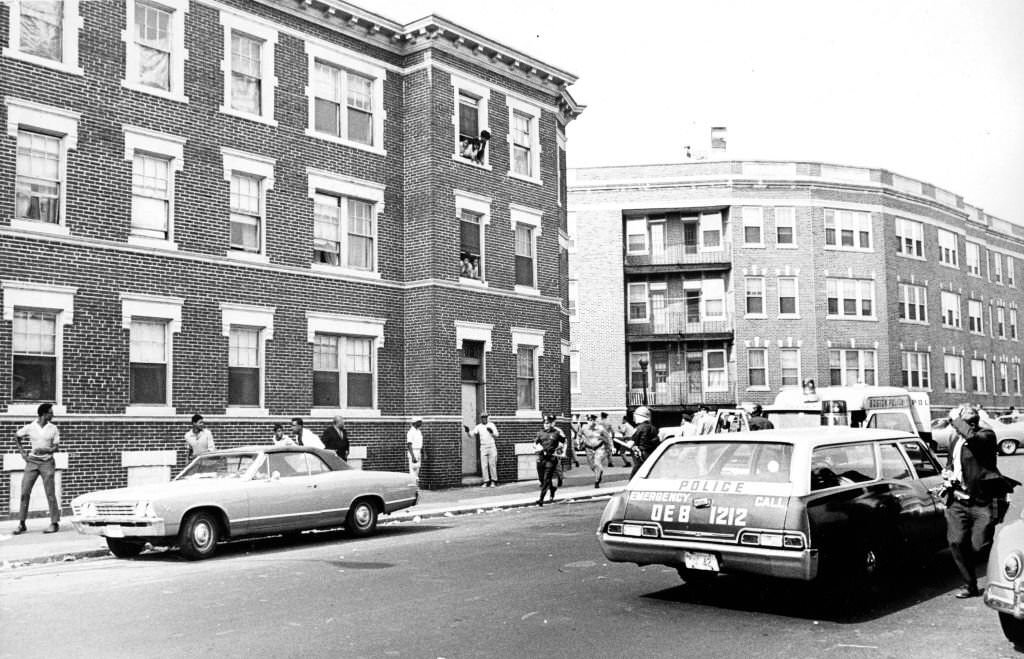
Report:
71,446,418,560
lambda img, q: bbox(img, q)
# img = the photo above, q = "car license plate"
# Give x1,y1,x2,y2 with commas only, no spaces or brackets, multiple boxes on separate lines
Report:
622,524,643,537
683,551,719,572
104,526,125,538
986,584,1016,607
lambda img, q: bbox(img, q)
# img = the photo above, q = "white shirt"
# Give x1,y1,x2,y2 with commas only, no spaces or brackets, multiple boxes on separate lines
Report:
17,421,60,459
297,428,324,449
473,422,498,449
407,426,423,451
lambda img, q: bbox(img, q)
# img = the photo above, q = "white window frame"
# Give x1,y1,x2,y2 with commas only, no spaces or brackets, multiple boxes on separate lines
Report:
307,168,384,279
6,97,79,236
994,252,1004,284
1014,364,1022,395
937,229,959,268
120,292,182,416
123,125,184,250
454,190,491,287
744,276,766,318
901,351,931,391
778,276,799,318
122,0,189,103
568,279,578,318
2,280,76,415
894,217,925,260
627,282,648,323
506,95,542,185
699,212,723,252
304,41,386,156
3,0,83,74
1011,309,1019,341
742,207,764,247
780,348,801,389
1008,256,1016,287
305,312,385,417
999,362,1009,395
824,208,872,252
966,241,981,276
944,354,964,392
897,282,928,325
825,277,876,320
625,218,648,255
511,204,542,295
218,12,277,125
967,298,984,335
774,207,796,248
970,358,987,393
451,74,491,169
702,278,725,319
511,327,545,417
746,347,768,390
569,349,581,394
829,349,877,386
704,349,728,393
222,148,275,264
997,306,1007,339
220,303,274,416
940,291,962,329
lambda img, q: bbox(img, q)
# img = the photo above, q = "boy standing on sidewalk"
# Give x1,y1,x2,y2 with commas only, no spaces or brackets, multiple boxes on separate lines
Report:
13,403,62,534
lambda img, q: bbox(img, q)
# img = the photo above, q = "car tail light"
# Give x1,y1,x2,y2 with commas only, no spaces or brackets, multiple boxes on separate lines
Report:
1004,553,1023,580
739,531,805,550
605,522,660,538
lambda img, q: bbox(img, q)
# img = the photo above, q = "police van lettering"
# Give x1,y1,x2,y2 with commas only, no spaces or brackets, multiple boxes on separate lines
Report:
630,491,693,504
754,496,787,509
709,506,747,526
677,480,746,494
650,503,691,523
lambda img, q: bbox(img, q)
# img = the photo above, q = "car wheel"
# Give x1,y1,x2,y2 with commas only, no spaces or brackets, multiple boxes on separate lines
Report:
847,537,894,602
106,538,144,559
178,510,220,560
999,612,1024,648
998,439,1019,456
345,499,378,537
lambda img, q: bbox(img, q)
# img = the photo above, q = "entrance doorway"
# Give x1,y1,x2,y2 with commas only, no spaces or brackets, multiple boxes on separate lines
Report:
460,340,485,480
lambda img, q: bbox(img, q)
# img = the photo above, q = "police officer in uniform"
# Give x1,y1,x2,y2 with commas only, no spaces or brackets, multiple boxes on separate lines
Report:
627,406,659,478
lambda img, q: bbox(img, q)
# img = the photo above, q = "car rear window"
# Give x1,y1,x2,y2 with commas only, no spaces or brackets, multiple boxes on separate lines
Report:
646,441,793,483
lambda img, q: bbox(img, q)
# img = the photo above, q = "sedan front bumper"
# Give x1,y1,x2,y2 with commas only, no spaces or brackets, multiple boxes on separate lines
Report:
985,583,1024,619
71,517,166,538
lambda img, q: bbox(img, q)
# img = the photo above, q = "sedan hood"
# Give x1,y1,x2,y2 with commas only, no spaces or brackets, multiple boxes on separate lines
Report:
72,478,242,503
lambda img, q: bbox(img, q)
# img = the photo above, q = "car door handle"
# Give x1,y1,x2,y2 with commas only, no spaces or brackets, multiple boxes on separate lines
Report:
307,484,318,489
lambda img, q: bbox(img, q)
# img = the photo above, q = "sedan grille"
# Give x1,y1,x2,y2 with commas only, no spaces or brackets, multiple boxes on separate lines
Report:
94,503,137,517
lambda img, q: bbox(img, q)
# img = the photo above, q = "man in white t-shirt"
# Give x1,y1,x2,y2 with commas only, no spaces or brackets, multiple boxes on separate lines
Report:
473,413,500,487
13,403,62,534
407,417,424,478
291,417,324,449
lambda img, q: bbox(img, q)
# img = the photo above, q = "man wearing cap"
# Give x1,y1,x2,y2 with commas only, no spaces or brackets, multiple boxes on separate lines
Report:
628,406,660,478
407,416,424,479
472,413,500,487
533,414,566,506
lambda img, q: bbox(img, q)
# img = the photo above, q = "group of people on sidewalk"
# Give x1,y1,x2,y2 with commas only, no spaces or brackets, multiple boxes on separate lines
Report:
183,414,352,461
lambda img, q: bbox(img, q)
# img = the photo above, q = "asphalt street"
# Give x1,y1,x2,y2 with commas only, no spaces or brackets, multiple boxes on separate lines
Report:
3,455,1023,659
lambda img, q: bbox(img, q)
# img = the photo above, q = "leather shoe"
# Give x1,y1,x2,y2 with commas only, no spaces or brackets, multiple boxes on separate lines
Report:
12,523,27,535
954,586,981,599
43,523,59,534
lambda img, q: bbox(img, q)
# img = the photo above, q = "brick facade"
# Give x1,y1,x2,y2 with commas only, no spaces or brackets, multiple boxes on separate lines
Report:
0,0,583,514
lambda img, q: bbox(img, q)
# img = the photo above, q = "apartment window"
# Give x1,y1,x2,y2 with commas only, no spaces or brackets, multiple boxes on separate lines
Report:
228,173,262,253
227,327,260,406
625,219,648,254
966,242,981,276
12,309,58,402
894,218,924,258
569,350,580,393
628,352,649,390
742,207,763,246
826,278,874,318
824,208,871,250
937,229,959,267
999,363,1009,394
453,76,491,165
308,170,383,274
124,0,187,100
516,345,537,409
780,348,800,388
705,350,727,392
4,0,82,73
997,306,1006,339
507,97,541,183
304,42,385,152
15,130,61,225
941,291,962,329
898,283,927,323
745,277,764,316
700,212,722,250
944,355,964,391
628,283,648,322
129,319,168,405
778,277,798,316
218,14,277,123
994,253,1004,284
1008,257,1016,287
313,334,374,408
747,348,767,388
514,223,535,287
775,207,796,246
968,299,984,334
1014,364,1021,395
703,278,725,318
970,359,987,393
568,280,578,317
829,349,876,386
901,351,931,389
132,152,172,237
455,191,491,283
1011,309,1019,340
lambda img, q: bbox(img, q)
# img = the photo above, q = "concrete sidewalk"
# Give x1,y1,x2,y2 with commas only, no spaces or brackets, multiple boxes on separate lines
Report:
0,465,632,567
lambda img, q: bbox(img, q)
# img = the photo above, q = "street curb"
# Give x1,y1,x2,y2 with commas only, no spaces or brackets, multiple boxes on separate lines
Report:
1,486,625,568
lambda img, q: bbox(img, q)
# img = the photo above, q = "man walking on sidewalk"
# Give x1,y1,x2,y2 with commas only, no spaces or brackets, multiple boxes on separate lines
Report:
13,403,62,535
472,413,500,487
533,414,566,506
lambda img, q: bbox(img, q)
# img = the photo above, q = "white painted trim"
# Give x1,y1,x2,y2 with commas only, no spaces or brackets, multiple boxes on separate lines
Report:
510,327,545,356
220,302,275,339
123,125,185,248
506,94,542,183
224,406,270,417
3,0,84,75
303,40,387,154
455,320,493,352
119,292,184,332
455,190,491,283
2,281,77,323
121,0,189,103
121,450,177,467
219,11,278,124
305,312,386,346
450,72,491,167
307,168,385,203
124,405,177,417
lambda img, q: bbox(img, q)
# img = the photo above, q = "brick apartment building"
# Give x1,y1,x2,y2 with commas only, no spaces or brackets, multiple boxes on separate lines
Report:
568,160,1024,426
0,0,583,514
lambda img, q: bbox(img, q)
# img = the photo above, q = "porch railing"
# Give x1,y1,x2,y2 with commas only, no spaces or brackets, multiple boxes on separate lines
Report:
625,244,732,267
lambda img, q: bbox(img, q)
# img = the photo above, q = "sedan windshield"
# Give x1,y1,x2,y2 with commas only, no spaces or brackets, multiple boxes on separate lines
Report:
646,441,793,483
177,453,258,480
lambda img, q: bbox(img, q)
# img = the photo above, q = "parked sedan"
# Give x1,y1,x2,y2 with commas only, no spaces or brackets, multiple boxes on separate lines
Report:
71,446,418,560
597,427,948,593
931,416,1023,455
985,510,1024,649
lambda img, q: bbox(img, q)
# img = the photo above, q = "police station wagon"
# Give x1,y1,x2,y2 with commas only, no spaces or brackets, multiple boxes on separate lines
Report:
597,427,948,589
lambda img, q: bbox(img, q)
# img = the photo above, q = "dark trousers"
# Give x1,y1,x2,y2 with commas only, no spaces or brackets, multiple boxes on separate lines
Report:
20,458,60,524
945,499,996,588
537,458,559,498
629,449,653,479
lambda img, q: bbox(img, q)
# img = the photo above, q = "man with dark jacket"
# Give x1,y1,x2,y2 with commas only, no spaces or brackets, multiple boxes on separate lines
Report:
945,407,1003,598
748,404,774,431
628,406,659,478
533,415,566,506
321,416,349,461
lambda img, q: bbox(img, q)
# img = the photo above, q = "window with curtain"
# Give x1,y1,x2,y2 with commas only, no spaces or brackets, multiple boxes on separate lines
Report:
747,348,767,387
944,355,963,391
130,318,168,404
778,277,797,315
313,333,340,406
314,61,344,136
230,32,263,115
134,1,171,90
229,173,261,253
516,345,536,409
775,207,795,245
15,130,61,224
745,277,764,315
346,72,373,145
228,327,260,406
937,229,959,266
131,153,170,238
901,351,930,389
313,334,374,408
345,337,373,407
511,110,532,177
780,349,800,387
830,349,876,386
314,193,342,265
12,309,57,402
347,198,374,271
705,350,726,391
898,283,927,322
514,223,534,287
20,0,63,60
970,359,986,392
